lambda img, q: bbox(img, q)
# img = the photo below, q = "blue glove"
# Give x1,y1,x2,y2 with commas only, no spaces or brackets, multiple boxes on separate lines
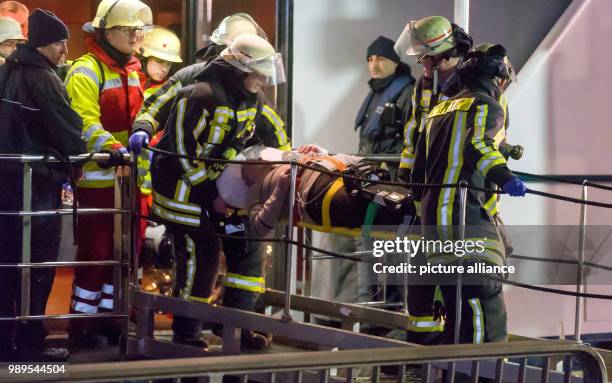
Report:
502,177,527,197
128,131,149,155
118,146,128,155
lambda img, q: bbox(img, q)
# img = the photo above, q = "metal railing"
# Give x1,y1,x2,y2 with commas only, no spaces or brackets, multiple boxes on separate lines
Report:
0,153,136,357
1,340,606,383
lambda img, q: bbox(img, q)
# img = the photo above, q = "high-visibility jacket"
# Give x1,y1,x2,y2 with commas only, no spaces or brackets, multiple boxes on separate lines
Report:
138,80,167,195
65,37,144,188
151,60,291,228
133,62,208,136
398,75,509,182
411,81,515,267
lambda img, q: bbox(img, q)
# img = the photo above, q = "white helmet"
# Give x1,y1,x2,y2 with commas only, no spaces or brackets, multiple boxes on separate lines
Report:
84,0,153,32
221,34,286,86
140,26,182,63
204,13,267,46
0,16,25,43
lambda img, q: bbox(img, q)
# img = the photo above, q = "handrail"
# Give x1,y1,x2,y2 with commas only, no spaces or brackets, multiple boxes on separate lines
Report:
0,152,132,163
3,340,605,382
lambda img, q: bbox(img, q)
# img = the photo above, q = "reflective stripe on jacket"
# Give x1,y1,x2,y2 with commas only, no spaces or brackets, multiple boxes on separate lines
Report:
411,84,515,267
65,37,144,188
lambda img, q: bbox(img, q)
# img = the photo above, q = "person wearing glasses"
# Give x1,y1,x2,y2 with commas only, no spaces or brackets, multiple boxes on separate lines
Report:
64,0,152,349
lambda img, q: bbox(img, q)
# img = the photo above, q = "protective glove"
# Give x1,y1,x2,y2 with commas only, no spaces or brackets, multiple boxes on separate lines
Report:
128,131,150,155
502,177,527,197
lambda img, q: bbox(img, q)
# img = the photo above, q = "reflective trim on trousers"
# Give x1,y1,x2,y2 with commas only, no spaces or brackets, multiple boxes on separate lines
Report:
73,285,102,300
72,300,98,314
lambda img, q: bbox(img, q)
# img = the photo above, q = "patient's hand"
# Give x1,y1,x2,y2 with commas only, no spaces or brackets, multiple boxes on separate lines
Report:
276,167,293,193
297,144,328,156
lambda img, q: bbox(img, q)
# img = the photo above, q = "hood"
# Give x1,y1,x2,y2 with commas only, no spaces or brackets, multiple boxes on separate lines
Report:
6,43,55,69
194,57,255,103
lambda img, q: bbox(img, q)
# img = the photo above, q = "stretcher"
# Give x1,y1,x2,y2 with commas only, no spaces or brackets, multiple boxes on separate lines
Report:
293,156,417,240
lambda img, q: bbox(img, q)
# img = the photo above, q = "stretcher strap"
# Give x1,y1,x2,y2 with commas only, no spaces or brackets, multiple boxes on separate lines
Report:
361,202,379,239
306,156,348,171
321,178,344,231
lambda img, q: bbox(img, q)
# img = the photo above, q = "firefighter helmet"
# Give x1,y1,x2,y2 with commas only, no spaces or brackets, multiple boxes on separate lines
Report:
84,0,152,32
459,43,516,82
395,16,455,57
0,16,25,43
0,1,28,37
140,26,182,63
205,13,267,46
221,34,286,85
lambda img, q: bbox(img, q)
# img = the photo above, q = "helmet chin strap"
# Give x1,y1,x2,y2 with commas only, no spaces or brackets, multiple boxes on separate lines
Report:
433,66,439,96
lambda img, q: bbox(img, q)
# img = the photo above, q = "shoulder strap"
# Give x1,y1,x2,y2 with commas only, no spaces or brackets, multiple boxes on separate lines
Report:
72,54,106,93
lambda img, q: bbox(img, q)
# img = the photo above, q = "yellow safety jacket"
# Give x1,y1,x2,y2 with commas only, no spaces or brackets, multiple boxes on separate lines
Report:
65,37,144,189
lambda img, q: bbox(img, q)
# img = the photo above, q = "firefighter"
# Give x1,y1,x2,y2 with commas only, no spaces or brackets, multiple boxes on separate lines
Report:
129,13,267,146
136,26,182,259
139,25,182,97
411,43,526,344
393,15,473,345
0,16,25,65
148,34,289,350
0,1,28,37
64,0,152,348
129,14,287,351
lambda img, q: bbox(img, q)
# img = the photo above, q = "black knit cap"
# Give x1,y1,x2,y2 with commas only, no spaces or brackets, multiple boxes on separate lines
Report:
367,35,400,63
27,9,69,48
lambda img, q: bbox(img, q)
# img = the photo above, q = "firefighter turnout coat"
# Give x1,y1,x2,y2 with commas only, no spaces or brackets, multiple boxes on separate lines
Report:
411,80,514,267
150,59,290,228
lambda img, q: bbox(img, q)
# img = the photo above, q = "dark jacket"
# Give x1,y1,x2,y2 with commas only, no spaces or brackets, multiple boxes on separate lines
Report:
355,63,414,154
0,44,85,183
410,79,513,267
151,59,290,229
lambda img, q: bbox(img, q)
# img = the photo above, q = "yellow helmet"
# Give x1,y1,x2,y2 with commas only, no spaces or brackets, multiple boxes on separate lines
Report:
140,26,182,63
85,0,152,31
0,16,25,43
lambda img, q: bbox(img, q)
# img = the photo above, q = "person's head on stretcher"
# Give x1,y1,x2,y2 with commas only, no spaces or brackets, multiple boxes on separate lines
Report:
215,144,330,211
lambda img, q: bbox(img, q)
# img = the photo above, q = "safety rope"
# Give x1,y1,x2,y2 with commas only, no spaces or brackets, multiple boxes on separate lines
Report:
514,170,612,192
139,213,612,300
509,254,612,273
144,145,612,209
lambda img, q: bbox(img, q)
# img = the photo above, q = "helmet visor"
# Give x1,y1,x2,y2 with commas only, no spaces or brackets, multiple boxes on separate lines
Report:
395,21,430,56
395,20,453,57
244,53,286,86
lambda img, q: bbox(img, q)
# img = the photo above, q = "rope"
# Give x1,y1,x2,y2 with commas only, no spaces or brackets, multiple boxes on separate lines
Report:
514,171,612,192
509,254,612,273
485,274,612,300
145,145,612,209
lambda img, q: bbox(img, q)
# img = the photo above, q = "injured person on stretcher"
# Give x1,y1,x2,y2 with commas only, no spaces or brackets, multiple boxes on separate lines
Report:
215,145,415,238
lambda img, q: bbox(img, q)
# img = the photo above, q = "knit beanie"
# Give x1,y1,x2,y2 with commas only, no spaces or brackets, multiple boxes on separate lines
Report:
367,35,400,63
27,9,68,48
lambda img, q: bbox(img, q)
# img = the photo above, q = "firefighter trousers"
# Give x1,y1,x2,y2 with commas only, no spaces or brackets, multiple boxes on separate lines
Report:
439,271,507,344
170,217,223,338
220,214,265,313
